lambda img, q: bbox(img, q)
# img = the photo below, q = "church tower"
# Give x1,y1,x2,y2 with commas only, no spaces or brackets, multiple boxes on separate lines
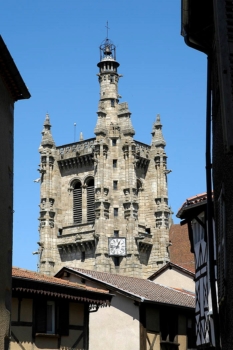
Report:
37,37,172,277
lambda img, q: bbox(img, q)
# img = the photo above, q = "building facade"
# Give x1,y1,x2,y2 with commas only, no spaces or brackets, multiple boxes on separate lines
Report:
181,0,233,348
56,266,196,350
177,193,216,348
0,36,30,350
11,267,112,350
38,38,172,278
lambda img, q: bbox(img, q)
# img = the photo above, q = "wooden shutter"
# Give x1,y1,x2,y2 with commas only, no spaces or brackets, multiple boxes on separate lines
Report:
87,180,95,222
58,300,69,336
35,298,47,333
73,183,82,223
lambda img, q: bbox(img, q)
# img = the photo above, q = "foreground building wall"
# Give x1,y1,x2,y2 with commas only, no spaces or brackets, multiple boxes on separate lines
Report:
0,36,30,349
181,0,233,348
38,38,172,278
90,294,139,350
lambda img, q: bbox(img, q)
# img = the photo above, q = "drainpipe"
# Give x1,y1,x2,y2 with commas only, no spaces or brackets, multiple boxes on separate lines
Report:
184,30,220,350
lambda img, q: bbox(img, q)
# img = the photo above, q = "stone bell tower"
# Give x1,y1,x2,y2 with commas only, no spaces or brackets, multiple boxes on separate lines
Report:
37,37,172,277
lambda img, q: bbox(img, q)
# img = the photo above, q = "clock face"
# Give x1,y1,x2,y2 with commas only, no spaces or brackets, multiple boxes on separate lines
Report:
109,238,126,256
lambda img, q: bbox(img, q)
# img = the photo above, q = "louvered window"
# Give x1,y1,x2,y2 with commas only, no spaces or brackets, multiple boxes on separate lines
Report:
73,181,82,224
87,179,95,223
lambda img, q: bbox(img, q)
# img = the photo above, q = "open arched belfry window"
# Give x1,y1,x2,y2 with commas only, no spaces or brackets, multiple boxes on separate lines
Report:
73,181,82,224
86,178,95,223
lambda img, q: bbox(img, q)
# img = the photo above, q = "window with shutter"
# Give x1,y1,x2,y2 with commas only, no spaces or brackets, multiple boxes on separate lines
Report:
58,300,69,336
73,181,82,224
47,301,55,334
34,298,69,336
87,178,95,223
160,307,178,342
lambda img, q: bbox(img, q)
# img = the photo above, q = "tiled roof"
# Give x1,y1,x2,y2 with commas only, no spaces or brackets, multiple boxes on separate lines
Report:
177,192,213,218
13,267,107,294
65,267,195,309
12,267,111,306
169,224,195,273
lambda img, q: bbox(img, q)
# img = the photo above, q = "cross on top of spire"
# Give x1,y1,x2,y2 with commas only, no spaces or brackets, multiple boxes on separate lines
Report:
105,21,110,39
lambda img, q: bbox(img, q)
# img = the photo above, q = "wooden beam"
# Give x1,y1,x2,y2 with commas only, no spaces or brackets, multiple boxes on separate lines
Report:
139,304,147,350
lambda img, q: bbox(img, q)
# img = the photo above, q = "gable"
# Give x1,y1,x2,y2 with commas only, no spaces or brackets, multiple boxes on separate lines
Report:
150,268,195,293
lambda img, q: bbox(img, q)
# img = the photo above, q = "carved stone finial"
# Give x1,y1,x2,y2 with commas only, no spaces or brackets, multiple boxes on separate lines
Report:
40,113,55,148
80,132,83,141
151,114,166,148
44,113,51,127
155,114,161,123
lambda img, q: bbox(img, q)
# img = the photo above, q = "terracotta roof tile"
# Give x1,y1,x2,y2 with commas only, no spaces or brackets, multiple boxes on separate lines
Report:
169,224,195,273
67,267,195,309
177,192,213,218
12,267,108,295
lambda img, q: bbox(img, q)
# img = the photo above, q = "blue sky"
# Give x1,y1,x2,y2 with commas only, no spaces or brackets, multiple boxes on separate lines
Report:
1,1,207,271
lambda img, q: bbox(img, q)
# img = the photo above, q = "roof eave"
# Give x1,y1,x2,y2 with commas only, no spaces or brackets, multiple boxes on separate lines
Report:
181,0,213,54
143,298,195,310
12,275,113,305
58,267,195,309
0,35,31,101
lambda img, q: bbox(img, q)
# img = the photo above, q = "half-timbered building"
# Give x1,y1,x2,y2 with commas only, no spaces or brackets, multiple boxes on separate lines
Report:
177,193,216,348
11,267,112,350
181,1,233,348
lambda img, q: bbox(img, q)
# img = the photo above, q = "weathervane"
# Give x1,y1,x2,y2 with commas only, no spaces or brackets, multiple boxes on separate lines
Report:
105,21,110,39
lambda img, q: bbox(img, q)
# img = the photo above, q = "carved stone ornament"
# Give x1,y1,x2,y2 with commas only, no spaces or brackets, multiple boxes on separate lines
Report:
75,234,82,241
49,220,54,228
40,220,46,228
103,187,109,196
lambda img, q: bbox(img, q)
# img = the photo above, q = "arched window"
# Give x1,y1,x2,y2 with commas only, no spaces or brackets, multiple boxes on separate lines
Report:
86,178,95,223
73,181,82,224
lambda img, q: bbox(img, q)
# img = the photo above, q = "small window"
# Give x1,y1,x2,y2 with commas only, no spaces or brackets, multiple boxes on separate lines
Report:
114,257,120,267
47,301,55,334
145,228,151,234
113,159,117,168
112,139,116,146
111,99,115,107
114,208,118,217
110,75,114,83
81,251,85,262
114,230,119,237
58,229,62,236
113,181,118,190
